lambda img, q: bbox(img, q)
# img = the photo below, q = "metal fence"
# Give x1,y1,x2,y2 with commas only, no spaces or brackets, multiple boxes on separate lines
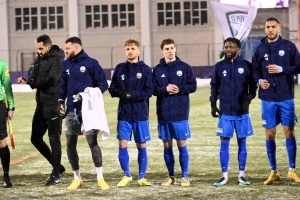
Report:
3,38,300,73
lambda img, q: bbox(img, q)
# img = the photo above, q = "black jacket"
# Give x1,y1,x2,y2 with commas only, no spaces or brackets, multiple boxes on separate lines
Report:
28,45,65,105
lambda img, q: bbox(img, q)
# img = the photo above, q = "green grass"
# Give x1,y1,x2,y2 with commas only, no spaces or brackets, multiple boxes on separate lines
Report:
1,86,300,199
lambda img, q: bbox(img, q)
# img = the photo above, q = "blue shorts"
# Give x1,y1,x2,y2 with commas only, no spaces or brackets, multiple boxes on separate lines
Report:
158,120,191,140
261,99,297,128
216,114,254,139
117,120,151,143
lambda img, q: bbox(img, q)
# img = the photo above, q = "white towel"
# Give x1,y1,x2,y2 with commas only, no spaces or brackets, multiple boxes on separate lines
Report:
80,87,110,140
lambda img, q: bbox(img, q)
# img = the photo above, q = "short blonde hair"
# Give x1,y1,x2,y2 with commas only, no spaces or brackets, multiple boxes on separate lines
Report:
125,39,140,47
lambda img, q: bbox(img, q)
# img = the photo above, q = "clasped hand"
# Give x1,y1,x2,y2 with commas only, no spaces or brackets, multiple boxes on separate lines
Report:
17,77,27,84
166,84,179,95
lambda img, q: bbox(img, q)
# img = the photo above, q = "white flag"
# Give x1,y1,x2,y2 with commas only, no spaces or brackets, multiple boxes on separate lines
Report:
210,1,258,44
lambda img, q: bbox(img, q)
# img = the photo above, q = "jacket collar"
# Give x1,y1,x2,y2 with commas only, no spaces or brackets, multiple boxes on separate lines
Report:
160,56,181,66
261,35,282,44
69,50,89,63
125,59,144,66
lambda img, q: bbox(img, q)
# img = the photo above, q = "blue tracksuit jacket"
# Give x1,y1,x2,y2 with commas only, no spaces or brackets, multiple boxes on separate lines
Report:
210,56,257,115
59,50,108,112
252,36,300,101
152,57,197,121
108,60,153,121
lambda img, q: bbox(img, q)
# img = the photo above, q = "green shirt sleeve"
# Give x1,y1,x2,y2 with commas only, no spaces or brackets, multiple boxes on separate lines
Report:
0,60,14,109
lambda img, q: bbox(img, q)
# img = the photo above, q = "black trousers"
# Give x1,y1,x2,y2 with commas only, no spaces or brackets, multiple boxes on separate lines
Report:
30,103,62,177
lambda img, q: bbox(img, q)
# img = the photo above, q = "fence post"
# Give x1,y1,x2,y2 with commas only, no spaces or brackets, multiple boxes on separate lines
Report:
208,44,210,66
20,52,24,71
16,50,19,71
111,47,113,69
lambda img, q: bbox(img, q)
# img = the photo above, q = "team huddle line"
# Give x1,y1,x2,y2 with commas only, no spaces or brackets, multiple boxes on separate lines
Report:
0,17,299,191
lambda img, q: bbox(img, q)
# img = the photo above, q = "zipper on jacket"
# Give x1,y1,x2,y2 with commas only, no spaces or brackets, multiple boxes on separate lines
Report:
230,59,234,114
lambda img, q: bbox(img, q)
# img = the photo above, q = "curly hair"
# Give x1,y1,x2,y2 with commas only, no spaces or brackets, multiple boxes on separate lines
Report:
224,37,241,49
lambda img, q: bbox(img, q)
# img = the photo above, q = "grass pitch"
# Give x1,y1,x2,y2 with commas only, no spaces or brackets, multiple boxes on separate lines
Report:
1,86,300,199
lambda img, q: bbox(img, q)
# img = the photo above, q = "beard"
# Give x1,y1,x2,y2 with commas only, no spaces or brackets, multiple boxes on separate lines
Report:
67,51,76,59
225,52,237,60
267,33,279,41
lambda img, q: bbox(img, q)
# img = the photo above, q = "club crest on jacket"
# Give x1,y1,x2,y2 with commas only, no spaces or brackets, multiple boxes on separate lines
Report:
238,68,244,74
80,66,86,73
136,73,142,79
279,50,285,56
177,70,182,76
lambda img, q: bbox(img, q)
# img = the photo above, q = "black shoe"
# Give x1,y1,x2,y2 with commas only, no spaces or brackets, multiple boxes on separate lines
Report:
3,175,12,188
45,175,61,186
46,164,65,183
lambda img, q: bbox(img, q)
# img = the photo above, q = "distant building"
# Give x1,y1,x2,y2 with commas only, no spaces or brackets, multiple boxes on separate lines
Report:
0,0,295,79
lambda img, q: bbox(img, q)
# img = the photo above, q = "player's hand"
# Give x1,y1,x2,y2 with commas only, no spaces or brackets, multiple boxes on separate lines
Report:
267,64,278,73
17,77,27,84
260,79,270,90
7,110,14,120
57,100,66,117
73,93,83,105
211,102,220,118
166,84,179,94
238,98,251,114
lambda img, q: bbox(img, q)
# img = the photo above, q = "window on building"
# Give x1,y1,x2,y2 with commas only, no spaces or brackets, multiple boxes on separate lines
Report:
41,6,64,30
85,3,135,29
15,6,64,31
157,1,208,26
85,5,108,29
15,7,38,31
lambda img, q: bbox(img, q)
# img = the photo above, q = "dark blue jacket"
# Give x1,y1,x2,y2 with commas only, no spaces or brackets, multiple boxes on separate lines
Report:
108,60,153,121
59,50,108,112
252,36,300,101
210,56,257,115
152,57,197,121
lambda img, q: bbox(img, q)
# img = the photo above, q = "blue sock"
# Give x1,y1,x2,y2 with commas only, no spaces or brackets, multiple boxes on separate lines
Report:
286,137,297,169
137,147,148,179
220,140,230,172
118,147,131,177
178,146,189,178
237,139,247,171
164,147,175,177
266,140,277,171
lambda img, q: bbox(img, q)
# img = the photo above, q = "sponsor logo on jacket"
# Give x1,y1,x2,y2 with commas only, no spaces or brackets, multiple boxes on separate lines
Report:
223,70,227,76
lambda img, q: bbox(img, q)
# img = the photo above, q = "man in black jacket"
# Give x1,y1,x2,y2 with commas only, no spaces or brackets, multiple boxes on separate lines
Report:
17,35,65,186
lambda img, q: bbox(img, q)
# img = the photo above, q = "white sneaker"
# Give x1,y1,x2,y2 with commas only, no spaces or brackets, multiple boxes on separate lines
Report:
213,177,228,187
238,176,250,185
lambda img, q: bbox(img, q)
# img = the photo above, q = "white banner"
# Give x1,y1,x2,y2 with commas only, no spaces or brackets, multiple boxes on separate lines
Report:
210,1,258,44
